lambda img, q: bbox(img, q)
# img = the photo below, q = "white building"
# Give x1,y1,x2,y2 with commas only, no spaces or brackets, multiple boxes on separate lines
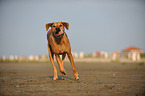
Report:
79,52,85,58
29,55,34,61
29,55,39,61
128,52,141,61
1,56,6,61
9,55,14,60
72,52,78,58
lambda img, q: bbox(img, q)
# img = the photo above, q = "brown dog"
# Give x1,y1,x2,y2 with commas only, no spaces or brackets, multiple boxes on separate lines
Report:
46,22,79,80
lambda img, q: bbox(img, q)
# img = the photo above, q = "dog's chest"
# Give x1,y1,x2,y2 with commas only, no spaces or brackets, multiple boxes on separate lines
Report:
49,36,70,54
54,42,68,54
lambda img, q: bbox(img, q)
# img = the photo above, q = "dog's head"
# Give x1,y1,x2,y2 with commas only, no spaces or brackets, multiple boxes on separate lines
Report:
46,22,69,38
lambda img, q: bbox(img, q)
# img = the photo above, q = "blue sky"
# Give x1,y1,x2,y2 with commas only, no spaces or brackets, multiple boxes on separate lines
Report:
0,0,145,57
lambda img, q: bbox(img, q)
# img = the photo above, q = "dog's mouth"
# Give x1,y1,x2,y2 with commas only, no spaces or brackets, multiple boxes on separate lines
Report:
54,29,64,38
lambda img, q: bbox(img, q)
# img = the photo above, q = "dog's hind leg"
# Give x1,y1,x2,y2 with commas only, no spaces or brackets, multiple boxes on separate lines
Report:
55,54,66,75
48,46,58,80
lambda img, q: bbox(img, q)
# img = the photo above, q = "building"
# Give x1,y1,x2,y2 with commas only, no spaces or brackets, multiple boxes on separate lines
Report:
1,56,7,61
96,51,109,59
111,51,120,61
88,52,96,57
9,55,14,61
72,52,78,58
18,56,27,61
79,52,85,58
122,46,143,61
41,54,48,60
29,55,40,61
122,46,143,54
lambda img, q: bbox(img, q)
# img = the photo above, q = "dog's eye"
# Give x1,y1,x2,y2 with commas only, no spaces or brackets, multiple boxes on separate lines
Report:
52,25,56,27
60,25,62,27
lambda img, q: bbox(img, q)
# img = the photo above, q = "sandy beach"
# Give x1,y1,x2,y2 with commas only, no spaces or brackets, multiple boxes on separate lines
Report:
0,61,145,96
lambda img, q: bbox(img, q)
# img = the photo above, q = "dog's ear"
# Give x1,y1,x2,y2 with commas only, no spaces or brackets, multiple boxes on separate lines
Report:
45,23,53,31
62,22,69,30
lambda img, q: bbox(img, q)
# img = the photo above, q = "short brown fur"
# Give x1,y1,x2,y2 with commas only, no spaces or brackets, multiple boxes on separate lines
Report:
46,22,79,80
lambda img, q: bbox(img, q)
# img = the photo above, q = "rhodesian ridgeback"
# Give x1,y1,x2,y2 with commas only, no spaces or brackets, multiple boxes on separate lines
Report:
46,22,79,80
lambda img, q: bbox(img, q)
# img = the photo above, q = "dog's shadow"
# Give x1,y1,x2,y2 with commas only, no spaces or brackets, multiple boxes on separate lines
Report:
48,75,74,81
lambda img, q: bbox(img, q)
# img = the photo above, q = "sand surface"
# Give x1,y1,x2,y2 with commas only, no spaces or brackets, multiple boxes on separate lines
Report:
0,62,145,96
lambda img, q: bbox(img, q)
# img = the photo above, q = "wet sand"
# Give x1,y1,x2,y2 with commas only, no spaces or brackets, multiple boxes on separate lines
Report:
0,62,145,96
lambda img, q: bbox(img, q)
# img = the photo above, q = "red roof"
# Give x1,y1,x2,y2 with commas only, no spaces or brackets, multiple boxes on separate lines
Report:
122,46,141,52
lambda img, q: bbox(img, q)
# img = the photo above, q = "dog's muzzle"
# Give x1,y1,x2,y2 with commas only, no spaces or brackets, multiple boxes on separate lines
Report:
54,27,64,38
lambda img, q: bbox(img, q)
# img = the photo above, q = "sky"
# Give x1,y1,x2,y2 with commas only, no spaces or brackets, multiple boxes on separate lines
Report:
0,0,145,57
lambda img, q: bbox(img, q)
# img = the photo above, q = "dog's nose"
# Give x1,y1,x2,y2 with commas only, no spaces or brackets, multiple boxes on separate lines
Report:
56,27,60,31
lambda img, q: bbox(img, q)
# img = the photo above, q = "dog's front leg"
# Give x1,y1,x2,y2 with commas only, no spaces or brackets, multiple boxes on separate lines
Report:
67,53,79,80
48,46,58,80
62,53,66,70
55,54,66,75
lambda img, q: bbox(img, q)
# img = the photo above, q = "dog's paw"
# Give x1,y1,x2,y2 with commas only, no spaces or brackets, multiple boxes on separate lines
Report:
53,77,58,80
60,70,66,75
74,73,79,80
61,72,66,75
75,76,79,80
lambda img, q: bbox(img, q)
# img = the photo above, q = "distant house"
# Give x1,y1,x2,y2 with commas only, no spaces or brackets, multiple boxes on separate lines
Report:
29,55,39,61
111,51,120,61
96,51,108,59
122,46,143,55
9,55,14,61
41,54,48,60
122,46,143,61
72,52,78,58
79,52,85,58
1,56,6,61
88,52,96,57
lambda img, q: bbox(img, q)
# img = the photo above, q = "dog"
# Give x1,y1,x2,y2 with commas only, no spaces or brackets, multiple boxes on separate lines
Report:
46,22,79,80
